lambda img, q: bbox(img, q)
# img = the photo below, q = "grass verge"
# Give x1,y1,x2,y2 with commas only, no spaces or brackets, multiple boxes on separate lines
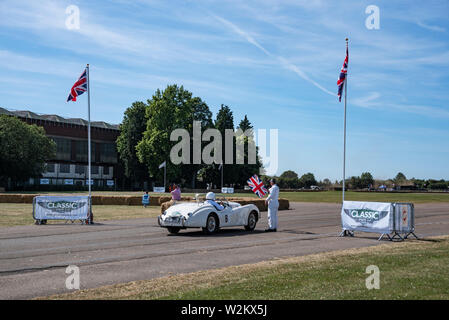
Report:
0,203,160,227
43,235,449,300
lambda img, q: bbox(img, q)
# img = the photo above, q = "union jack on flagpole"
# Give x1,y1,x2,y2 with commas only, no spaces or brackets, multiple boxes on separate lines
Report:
247,175,268,198
67,69,87,102
339,39,350,237
67,65,93,224
337,45,348,102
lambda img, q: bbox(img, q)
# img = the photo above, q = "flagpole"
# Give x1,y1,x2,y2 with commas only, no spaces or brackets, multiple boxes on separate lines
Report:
221,165,223,191
342,38,348,204
87,64,92,223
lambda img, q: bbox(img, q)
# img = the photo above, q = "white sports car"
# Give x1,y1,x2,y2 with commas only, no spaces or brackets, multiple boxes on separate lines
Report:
157,197,260,234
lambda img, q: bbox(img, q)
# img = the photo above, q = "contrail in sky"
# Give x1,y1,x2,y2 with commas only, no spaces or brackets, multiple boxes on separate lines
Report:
212,14,336,97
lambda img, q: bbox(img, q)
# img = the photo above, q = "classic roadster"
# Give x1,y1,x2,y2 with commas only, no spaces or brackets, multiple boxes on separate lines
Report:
157,195,260,234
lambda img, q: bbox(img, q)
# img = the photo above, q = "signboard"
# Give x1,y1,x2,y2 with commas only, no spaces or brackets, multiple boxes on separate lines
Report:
106,180,114,186
221,187,234,194
64,179,74,185
153,187,165,193
40,178,50,185
85,179,94,185
341,201,393,234
33,196,89,221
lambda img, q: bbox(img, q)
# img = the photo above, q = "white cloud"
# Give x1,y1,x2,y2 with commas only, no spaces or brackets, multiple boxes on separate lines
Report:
417,21,446,32
352,92,449,119
211,13,336,97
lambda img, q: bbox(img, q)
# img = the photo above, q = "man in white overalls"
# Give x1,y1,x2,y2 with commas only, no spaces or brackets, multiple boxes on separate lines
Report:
265,178,279,232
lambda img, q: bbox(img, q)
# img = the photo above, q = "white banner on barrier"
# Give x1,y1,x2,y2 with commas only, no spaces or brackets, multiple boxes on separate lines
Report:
153,187,165,193
221,187,234,194
341,201,393,234
34,196,89,220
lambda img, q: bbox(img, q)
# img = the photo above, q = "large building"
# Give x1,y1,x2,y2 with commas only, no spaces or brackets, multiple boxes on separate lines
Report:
0,107,121,189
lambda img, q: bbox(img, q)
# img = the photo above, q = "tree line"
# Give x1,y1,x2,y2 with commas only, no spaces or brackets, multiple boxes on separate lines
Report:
116,84,262,189
0,115,56,189
270,170,449,191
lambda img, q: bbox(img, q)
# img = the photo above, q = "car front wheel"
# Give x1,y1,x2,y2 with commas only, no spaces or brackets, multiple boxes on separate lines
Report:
203,214,219,234
244,212,257,231
167,227,180,234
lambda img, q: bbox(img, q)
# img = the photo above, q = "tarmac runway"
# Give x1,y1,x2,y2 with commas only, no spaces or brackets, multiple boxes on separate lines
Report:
1,202,449,299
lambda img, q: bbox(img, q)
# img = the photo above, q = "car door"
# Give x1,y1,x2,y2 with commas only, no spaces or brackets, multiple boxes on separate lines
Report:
217,205,234,227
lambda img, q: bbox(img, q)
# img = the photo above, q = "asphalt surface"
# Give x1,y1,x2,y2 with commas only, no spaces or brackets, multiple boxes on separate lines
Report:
1,202,449,299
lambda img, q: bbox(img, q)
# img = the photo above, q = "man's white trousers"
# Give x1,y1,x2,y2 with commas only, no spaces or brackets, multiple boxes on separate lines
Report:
267,201,279,230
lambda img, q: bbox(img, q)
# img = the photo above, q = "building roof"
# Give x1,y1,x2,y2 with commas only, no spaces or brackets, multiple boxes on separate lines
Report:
0,107,119,130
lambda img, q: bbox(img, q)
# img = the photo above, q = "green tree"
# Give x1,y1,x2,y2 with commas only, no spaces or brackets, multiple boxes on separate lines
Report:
280,170,299,180
299,172,317,189
0,115,56,188
234,115,262,187
213,105,237,186
136,85,213,188
360,172,374,188
116,101,148,187
394,172,407,183
349,176,362,189
238,115,252,131
278,170,300,189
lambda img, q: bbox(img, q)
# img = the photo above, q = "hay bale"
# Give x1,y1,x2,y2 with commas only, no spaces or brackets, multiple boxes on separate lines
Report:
279,199,290,210
0,194,23,203
91,196,103,205
21,195,35,203
101,196,127,205
158,196,171,205
128,196,142,206
125,196,136,205
160,200,173,213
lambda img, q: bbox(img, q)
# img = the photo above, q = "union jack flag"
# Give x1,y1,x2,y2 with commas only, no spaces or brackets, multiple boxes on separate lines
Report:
67,69,87,102
247,174,268,198
337,47,348,102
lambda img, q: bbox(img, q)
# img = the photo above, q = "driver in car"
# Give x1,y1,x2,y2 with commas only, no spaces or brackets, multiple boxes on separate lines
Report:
205,192,225,211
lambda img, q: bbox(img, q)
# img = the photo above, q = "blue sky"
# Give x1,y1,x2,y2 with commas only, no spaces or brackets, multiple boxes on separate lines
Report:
1,0,448,181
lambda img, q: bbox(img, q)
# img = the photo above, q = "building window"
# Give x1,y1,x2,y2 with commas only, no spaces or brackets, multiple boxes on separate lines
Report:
46,163,55,173
103,166,109,175
76,140,87,162
91,165,99,174
75,140,96,162
59,164,70,173
52,138,71,161
100,143,117,163
75,165,85,174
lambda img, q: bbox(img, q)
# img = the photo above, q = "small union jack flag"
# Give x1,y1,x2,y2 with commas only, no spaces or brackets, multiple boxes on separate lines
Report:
67,69,87,102
337,47,348,102
247,175,268,198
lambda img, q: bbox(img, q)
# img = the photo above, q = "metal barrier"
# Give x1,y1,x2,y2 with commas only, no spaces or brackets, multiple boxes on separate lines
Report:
340,201,418,241
32,196,91,225
388,203,417,241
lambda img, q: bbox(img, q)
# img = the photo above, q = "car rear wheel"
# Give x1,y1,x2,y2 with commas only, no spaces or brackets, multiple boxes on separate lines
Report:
203,214,219,234
244,211,257,231
167,227,180,234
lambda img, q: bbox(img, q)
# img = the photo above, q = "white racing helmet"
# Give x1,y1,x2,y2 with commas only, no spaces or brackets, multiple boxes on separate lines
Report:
206,192,216,200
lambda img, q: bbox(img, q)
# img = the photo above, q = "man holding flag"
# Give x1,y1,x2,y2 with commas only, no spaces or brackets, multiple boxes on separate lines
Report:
247,175,278,232
265,179,279,232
